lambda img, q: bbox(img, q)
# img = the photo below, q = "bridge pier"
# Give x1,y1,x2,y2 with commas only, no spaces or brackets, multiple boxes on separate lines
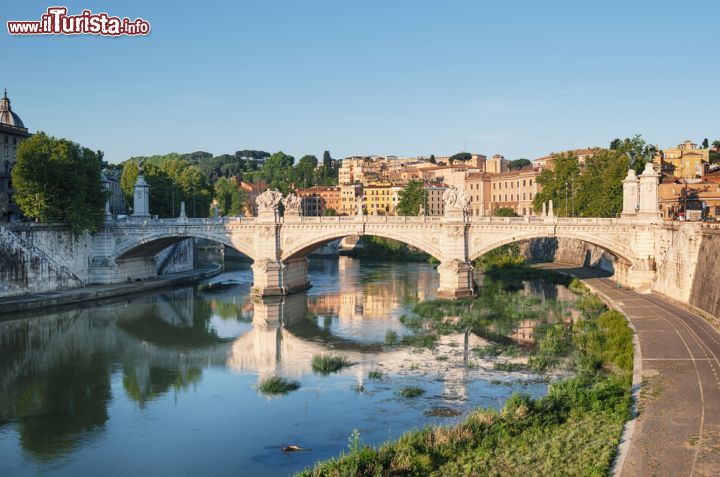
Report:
437,259,475,299
283,257,311,294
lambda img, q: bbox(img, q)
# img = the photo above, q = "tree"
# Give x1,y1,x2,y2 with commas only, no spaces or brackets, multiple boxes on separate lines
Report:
449,152,472,163
494,207,518,217
120,158,212,218
713,140,720,151
702,138,709,149
610,138,622,150
508,159,532,171
429,154,436,164
213,177,246,216
574,148,628,217
12,132,106,234
395,180,427,216
322,208,337,216
293,155,318,189
261,151,295,193
532,151,580,217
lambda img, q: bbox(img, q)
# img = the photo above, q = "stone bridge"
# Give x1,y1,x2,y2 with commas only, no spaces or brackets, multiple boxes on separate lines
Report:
5,163,718,306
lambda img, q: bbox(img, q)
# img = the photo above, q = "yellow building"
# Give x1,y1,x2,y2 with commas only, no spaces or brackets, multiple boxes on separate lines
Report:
654,140,710,179
362,182,402,215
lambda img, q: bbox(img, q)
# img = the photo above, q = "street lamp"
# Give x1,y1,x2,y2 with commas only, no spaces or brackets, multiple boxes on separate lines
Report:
571,177,575,217
192,185,196,217
565,181,569,217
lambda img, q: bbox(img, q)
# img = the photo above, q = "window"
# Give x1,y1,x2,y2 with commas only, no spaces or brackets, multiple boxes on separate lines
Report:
3,146,7,157
523,180,526,186
530,179,533,186
3,136,7,144
12,148,16,158
13,137,17,145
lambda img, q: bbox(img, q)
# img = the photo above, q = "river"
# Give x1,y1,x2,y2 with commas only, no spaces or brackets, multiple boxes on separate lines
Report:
0,257,576,476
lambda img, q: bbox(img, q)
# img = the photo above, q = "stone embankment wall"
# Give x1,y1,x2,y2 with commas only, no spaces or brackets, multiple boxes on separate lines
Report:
0,225,91,296
0,226,195,298
519,237,616,273
653,223,720,318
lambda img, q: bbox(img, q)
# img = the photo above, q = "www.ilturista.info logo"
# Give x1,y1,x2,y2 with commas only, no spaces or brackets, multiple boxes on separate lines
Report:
7,7,150,36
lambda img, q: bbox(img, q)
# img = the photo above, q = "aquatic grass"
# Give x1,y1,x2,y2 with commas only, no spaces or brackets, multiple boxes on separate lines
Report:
397,386,425,398
384,330,398,345
257,376,300,395
311,354,354,375
401,333,437,349
368,370,384,379
493,362,526,372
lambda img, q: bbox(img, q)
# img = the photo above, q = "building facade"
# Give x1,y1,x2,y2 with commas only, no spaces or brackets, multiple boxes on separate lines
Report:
654,140,710,179
0,90,31,221
489,169,540,216
658,179,720,221
296,185,341,216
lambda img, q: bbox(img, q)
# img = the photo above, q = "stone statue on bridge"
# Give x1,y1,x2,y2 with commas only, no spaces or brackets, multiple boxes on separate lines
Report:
442,187,471,219
256,190,283,221
282,193,303,219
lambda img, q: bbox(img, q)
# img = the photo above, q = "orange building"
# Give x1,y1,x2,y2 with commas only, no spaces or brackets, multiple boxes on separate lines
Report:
296,186,342,216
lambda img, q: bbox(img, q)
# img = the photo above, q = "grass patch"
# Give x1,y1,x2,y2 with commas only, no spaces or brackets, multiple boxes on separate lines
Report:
311,354,354,375
257,376,300,395
384,330,398,345
493,362,526,372
368,370,384,379
297,265,633,477
397,386,425,398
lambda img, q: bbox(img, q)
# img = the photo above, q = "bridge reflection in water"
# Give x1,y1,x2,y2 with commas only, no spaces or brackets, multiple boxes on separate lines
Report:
0,258,566,472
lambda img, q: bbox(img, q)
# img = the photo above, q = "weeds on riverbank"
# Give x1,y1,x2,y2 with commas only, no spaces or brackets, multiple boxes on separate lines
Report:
257,376,300,395
311,354,354,375
297,264,633,477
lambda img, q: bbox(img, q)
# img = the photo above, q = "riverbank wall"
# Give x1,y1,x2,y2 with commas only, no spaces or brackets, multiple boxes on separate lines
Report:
522,226,720,319
0,225,196,299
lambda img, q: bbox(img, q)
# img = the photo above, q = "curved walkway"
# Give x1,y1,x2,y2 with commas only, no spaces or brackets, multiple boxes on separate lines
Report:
543,264,720,477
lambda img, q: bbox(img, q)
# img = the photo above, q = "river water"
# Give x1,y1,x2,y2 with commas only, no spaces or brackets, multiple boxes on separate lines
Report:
0,258,576,477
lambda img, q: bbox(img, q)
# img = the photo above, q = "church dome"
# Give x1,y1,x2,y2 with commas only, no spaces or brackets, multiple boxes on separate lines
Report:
0,90,25,128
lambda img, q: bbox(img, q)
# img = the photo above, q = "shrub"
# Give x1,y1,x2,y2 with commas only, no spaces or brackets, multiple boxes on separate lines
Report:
398,386,425,398
312,354,354,375
384,330,398,345
368,370,384,379
257,376,300,395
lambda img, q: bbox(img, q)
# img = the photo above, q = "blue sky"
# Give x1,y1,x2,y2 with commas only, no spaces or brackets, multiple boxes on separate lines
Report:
2,1,718,163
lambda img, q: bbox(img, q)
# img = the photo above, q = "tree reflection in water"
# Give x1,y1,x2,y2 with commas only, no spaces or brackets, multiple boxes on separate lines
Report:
0,258,571,469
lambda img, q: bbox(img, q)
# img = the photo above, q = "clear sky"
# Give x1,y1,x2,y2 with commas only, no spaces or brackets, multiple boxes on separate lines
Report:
2,0,718,163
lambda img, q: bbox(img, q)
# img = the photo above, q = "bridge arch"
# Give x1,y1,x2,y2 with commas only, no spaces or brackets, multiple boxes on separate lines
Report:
469,230,635,264
281,229,443,261
111,231,257,263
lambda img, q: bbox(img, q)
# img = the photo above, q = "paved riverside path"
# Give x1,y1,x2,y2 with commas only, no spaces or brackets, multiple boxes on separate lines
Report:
540,264,720,477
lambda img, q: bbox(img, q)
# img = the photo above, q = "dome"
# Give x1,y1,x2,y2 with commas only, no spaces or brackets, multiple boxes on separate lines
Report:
0,90,25,129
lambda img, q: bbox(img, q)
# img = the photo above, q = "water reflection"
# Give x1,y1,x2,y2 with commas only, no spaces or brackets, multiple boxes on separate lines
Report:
0,258,566,476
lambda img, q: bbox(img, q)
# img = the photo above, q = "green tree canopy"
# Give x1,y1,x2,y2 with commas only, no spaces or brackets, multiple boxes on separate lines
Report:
120,158,212,218
494,207,519,217
12,132,106,234
508,159,532,171
532,152,580,217
449,152,472,163
293,155,318,189
260,151,295,193
395,180,427,216
213,177,247,216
